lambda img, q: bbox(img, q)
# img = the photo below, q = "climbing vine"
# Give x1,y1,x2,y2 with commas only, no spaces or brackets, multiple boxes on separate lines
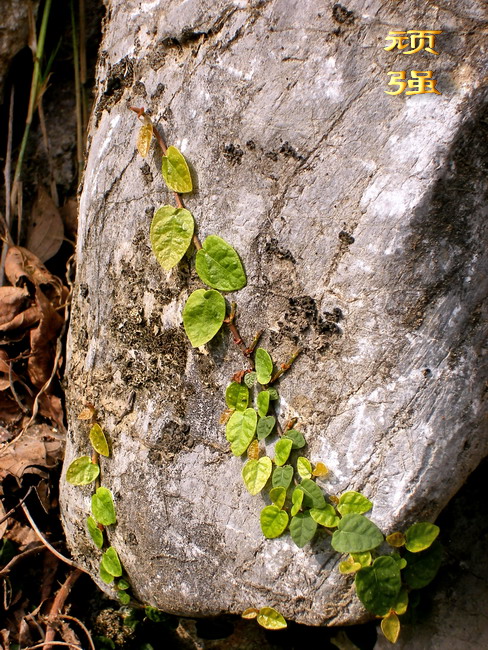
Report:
66,109,442,643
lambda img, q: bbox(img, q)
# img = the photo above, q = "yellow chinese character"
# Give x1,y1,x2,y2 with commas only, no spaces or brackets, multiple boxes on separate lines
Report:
385,71,442,95
385,71,407,95
384,30,442,55
405,70,441,95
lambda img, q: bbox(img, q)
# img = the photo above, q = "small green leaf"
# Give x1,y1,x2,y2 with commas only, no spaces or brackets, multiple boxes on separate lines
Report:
255,348,273,385
150,205,194,271
297,457,312,479
405,522,440,553
257,416,276,440
331,513,384,553
117,578,130,590
66,456,100,486
390,553,407,570
290,511,318,548
260,505,289,539
337,491,372,515
299,478,326,509
403,541,442,589
226,408,257,456
101,546,122,577
386,532,406,548
257,607,287,630
283,429,306,449
182,289,226,347
392,587,409,615
87,516,103,549
381,612,400,644
339,559,362,574
91,487,116,526
100,563,114,584
225,382,249,411
291,487,304,516
89,423,109,457
267,387,279,400
242,457,273,495
355,556,402,616
119,591,131,605
351,551,372,567
274,438,293,466
272,465,293,489
161,145,192,193
310,505,340,528
244,372,257,388
257,391,270,417
269,486,286,509
145,606,170,623
195,235,246,291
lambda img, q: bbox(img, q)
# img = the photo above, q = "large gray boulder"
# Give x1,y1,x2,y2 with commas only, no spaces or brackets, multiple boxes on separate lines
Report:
61,0,488,625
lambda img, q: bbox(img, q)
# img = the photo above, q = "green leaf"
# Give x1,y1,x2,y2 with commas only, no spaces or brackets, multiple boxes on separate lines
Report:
297,457,312,479
66,456,100,486
150,205,194,271
272,465,294,489
119,591,131,605
269,486,286,509
117,578,130,590
244,371,257,388
299,478,326,509
403,541,442,589
257,607,287,630
291,487,304,516
87,516,103,549
226,408,257,456
161,145,192,193
392,587,408,615
101,546,122,577
381,612,400,644
257,416,276,440
195,235,246,291
274,438,293,466
390,552,407,570
255,348,273,385
145,606,170,623
310,505,340,528
99,563,114,584
225,382,249,411
91,487,116,526
283,429,306,449
337,491,372,515
257,391,270,417
331,513,384,553
290,511,318,548
351,551,372,567
89,423,109,457
182,289,226,347
242,457,273,495
405,522,440,553
355,556,402,616
268,387,279,400
260,505,289,539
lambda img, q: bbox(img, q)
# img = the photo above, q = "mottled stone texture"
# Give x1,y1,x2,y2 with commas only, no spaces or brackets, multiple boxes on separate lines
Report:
61,0,488,625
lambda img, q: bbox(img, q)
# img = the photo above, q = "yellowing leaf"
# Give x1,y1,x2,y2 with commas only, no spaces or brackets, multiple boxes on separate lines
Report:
386,532,406,548
242,607,259,619
242,457,272,495
150,205,194,271
161,145,193,193
247,439,260,459
137,120,153,157
257,607,287,630
89,423,109,457
381,612,400,644
312,462,328,477
66,456,99,485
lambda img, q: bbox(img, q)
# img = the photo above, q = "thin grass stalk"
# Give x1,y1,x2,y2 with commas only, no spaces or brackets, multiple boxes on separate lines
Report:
71,0,83,183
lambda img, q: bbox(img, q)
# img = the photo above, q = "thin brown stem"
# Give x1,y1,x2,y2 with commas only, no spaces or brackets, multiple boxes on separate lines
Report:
244,330,263,357
24,643,82,650
43,568,83,650
283,417,298,433
224,302,252,363
56,615,95,650
269,348,302,384
0,543,45,577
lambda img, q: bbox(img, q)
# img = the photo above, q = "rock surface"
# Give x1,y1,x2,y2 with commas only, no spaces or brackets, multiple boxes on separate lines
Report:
61,0,488,625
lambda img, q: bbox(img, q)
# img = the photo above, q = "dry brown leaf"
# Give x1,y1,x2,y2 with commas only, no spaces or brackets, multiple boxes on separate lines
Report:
27,289,64,389
5,518,38,549
0,392,23,425
60,198,78,240
38,393,64,431
5,247,68,308
0,424,64,484
0,286,32,327
27,187,65,263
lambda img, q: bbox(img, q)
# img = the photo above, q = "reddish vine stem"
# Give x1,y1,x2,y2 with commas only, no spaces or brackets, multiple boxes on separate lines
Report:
130,106,202,251
270,348,302,384
43,568,83,650
224,302,255,366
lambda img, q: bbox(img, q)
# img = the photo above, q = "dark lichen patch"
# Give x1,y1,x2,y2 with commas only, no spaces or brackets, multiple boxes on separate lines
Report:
275,296,342,352
151,82,166,99
222,143,244,165
264,238,296,263
140,162,153,184
332,4,355,25
338,230,354,245
132,80,147,97
95,56,134,123
147,420,193,459
279,141,304,161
